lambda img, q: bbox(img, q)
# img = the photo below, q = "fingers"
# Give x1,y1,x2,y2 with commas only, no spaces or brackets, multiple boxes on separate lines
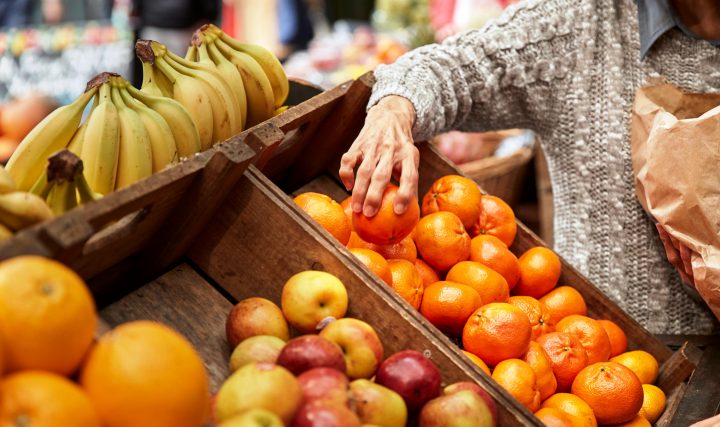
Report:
689,413,720,427
339,149,362,191
351,146,378,213
656,224,681,267
394,148,420,214
363,155,394,217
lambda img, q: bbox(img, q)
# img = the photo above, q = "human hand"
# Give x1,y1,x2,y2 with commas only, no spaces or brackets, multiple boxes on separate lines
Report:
656,223,695,287
42,0,63,23
690,413,720,427
339,95,419,217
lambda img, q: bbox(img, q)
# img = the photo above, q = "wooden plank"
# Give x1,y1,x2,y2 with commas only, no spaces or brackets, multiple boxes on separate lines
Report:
670,343,720,426
656,382,687,427
657,334,720,349
292,174,349,203
286,78,324,106
656,342,701,393
99,263,233,392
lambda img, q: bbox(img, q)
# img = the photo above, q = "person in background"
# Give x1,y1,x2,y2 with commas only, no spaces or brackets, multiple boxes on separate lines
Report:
134,0,219,55
0,0,30,28
277,0,314,60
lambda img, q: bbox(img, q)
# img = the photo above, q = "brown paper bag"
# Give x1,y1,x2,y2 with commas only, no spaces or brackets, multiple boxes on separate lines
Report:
630,82,720,321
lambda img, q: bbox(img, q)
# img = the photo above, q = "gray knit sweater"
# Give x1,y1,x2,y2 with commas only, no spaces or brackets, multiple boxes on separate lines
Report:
369,0,720,334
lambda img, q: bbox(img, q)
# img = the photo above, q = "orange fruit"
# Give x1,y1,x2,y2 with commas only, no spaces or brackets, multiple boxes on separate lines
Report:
422,175,482,230
597,319,628,357
541,393,597,427
419,281,483,336
294,192,352,245
492,359,541,411
610,415,652,427
374,235,417,262
536,332,588,392
81,321,210,427
539,286,587,324
0,256,97,375
514,247,561,298
470,234,521,289
555,315,611,364
462,350,491,375
470,195,517,246
352,184,419,245
347,231,373,249
0,371,100,426
387,259,424,309
415,259,440,286
522,341,557,400
414,211,471,272
462,302,532,366
507,296,554,340
446,261,509,304
534,407,575,427
349,248,393,285
610,351,659,384
571,362,644,425
639,384,666,423
340,195,353,225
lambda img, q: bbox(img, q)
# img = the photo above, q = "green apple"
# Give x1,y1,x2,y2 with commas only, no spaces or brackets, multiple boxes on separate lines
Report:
218,408,284,427
229,335,286,372
418,390,494,427
319,318,384,379
281,271,348,333
350,379,407,427
226,298,289,348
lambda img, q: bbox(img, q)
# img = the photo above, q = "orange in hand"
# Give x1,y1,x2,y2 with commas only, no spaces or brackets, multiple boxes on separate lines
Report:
463,302,531,366
422,175,482,230
514,246,561,298
597,319,628,357
349,248,393,285
492,359,541,412
470,195,517,246
419,281,483,336
294,192,352,245
387,259,424,309
414,259,440,286
539,286,587,324
414,211,471,272
571,362,644,425
447,261,509,304
536,332,588,392
508,296,554,340
462,350,491,375
522,341,558,400
555,315,611,364
534,407,574,427
470,234,520,289
541,393,597,427
353,184,419,245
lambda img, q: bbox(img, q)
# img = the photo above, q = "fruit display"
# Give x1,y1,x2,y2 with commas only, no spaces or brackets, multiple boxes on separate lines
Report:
0,94,58,163
0,163,53,239
294,174,669,426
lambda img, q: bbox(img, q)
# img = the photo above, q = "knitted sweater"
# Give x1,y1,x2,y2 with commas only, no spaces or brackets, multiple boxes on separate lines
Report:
369,0,720,334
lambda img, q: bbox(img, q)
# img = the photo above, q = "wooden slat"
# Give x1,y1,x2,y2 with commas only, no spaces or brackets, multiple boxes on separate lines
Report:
670,343,720,426
656,342,701,392
656,382,687,427
292,174,349,202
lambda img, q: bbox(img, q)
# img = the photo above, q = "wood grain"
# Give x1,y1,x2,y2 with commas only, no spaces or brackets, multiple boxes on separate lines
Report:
670,343,720,426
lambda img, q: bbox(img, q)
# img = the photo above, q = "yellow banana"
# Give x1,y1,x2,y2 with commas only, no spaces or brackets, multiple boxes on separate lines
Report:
75,169,101,204
6,87,97,191
80,83,119,195
197,39,248,130
67,122,88,155
0,165,16,194
126,85,201,158
140,61,171,97
110,86,153,190
0,191,53,231
46,179,77,216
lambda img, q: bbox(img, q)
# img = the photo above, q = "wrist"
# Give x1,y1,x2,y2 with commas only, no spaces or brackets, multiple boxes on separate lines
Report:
372,95,416,127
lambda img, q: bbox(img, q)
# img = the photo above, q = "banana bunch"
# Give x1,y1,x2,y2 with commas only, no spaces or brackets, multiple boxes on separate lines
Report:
30,150,98,216
0,164,53,239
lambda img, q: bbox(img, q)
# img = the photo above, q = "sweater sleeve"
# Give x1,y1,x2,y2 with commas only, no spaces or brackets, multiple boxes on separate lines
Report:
368,0,590,141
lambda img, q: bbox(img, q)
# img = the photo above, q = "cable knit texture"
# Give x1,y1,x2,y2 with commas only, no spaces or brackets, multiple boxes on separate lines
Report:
369,0,720,334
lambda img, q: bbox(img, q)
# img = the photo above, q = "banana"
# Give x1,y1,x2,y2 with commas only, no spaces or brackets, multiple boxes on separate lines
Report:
0,165,16,194
185,44,198,62
273,106,288,116
46,179,77,216
6,87,97,191
67,122,88,155
197,38,248,129
0,222,12,240
120,87,177,172
0,191,53,231
140,61,171,97
80,83,120,195
110,86,153,190
75,170,101,204
126,86,201,158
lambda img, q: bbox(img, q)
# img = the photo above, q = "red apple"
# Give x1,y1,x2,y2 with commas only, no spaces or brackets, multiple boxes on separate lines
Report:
297,367,350,406
226,298,289,348
375,350,441,412
419,390,494,427
291,401,362,427
277,335,346,375
443,382,497,423
318,318,384,379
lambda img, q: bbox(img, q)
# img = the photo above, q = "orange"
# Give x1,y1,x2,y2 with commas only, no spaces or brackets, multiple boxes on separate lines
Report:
610,415,652,427
522,341,557,400
571,362,644,425
0,371,100,427
541,393,597,427
507,296,554,340
374,235,417,262
514,247,562,298
421,175,482,230
387,259,424,309
414,211,471,272
462,350,491,375
294,192,352,245
492,359,541,411
539,286,587,324
414,259,440,286
349,248,393,285
470,195,517,246
0,256,97,375
352,184,419,245
347,231,373,249
419,281,483,336
597,319,628,357
340,195,353,225
610,351,659,384
462,302,531,366
81,321,210,427
536,332,588,392
470,234,521,289
639,384,666,423
534,407,575,427
446,261,509,304
555,315,611,364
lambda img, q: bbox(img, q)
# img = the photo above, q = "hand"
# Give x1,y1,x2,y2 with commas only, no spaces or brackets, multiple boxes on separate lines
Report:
42,0,63,23
339,95,419,217
690,413,720,427
656,223,695,287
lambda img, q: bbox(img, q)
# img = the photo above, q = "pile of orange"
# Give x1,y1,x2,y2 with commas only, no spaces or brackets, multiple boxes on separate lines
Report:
0,256,210,427
296,174,668,426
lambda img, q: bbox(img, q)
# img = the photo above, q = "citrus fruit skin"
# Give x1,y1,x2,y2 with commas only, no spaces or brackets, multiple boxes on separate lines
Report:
353,184,419,245
541,393,598,427
597,319,628,357
571,361,644,425
508,295,554,340
414,258,440,287
610,350,659,384
462,302,532,367
492,358,541,412
555,315,612,364
349,248,393,285
514,247,562,298
447,261,510,304
534,407,575,427
387,259,424,309
540,286,588,325
294,192,352,245
639,384,666,424
522,341,558,400
462,350,491,375
422,175,482,230
470,234,520,289
536,332,589,392
470,195,517,246
414,211,471,272
419,281,482,336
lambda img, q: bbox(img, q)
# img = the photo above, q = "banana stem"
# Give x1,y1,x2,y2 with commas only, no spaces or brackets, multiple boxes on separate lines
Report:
75,171,100,203
29,170,53,199
185,45,198,61
98,83,111,104
154,57,180,83
109,86,126,109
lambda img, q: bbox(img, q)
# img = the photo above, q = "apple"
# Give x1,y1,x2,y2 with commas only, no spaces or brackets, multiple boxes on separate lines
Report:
281,271,348,333
375,350,441,412
277,335,346,375
218,408,284,427
443,382,497,423
215,362,302,424
226,297,289,348
349,379,407,427
297,367,350,406
419,390,495,427
318,318,384,379
230,335,286,372
291,401,362,427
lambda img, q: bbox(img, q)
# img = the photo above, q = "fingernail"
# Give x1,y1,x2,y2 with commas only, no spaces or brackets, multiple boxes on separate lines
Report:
394,203,406,214
352,203,362,213
363,206,376,217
